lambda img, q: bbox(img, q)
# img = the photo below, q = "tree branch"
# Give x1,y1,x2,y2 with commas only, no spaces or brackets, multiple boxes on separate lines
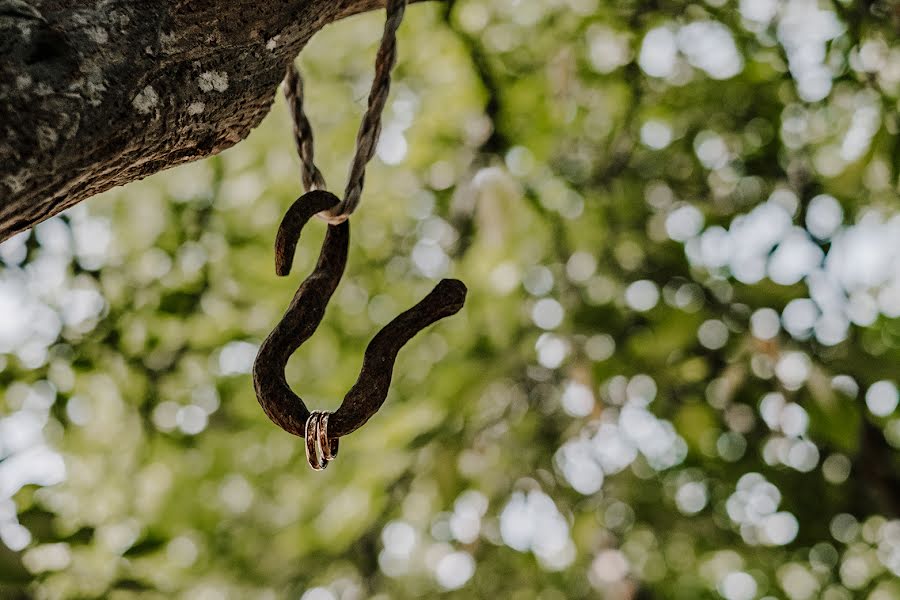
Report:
0,0,425,242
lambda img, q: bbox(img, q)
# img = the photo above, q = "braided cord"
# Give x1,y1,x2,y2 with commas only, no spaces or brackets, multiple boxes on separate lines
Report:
284,65,327,193
283,0,406,223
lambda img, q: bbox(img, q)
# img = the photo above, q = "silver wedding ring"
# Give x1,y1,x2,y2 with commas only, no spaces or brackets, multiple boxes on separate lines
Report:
305,410,338,470
317,411,339,461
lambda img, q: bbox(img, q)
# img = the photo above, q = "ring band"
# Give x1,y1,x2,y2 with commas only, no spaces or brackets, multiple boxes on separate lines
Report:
305,411,327,470
317,412,339,461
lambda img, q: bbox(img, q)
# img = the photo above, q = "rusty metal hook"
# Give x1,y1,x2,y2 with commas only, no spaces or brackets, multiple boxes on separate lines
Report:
252,190,466,467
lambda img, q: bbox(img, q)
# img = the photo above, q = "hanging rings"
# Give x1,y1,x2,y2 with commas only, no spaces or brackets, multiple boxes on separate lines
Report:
305,410,338,471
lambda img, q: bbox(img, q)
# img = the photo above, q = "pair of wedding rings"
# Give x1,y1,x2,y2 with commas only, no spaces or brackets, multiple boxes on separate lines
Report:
305,410,339,470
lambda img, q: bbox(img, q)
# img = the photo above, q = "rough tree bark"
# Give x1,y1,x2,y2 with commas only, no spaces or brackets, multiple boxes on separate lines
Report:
0,0,423,243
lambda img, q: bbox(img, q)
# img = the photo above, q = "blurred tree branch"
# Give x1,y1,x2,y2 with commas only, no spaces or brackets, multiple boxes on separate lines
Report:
0,0,429,243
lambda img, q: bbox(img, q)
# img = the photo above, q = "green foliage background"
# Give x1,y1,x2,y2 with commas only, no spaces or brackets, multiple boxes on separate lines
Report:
1,1,899,599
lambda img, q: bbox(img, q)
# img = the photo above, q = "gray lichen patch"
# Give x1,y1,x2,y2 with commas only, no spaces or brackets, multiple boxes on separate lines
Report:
3,170,31,195
159,30,178,49
36,125,59,151
132,85,159,114
84,26,108,44
15,21,31,40
197,71,229,93
69,65,109,107
34,83,54,96
188,102,205,115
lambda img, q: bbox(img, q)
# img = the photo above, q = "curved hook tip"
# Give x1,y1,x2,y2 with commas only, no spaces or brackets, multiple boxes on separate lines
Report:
328,276,468,438
274,190,341,276
434,278,467,310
